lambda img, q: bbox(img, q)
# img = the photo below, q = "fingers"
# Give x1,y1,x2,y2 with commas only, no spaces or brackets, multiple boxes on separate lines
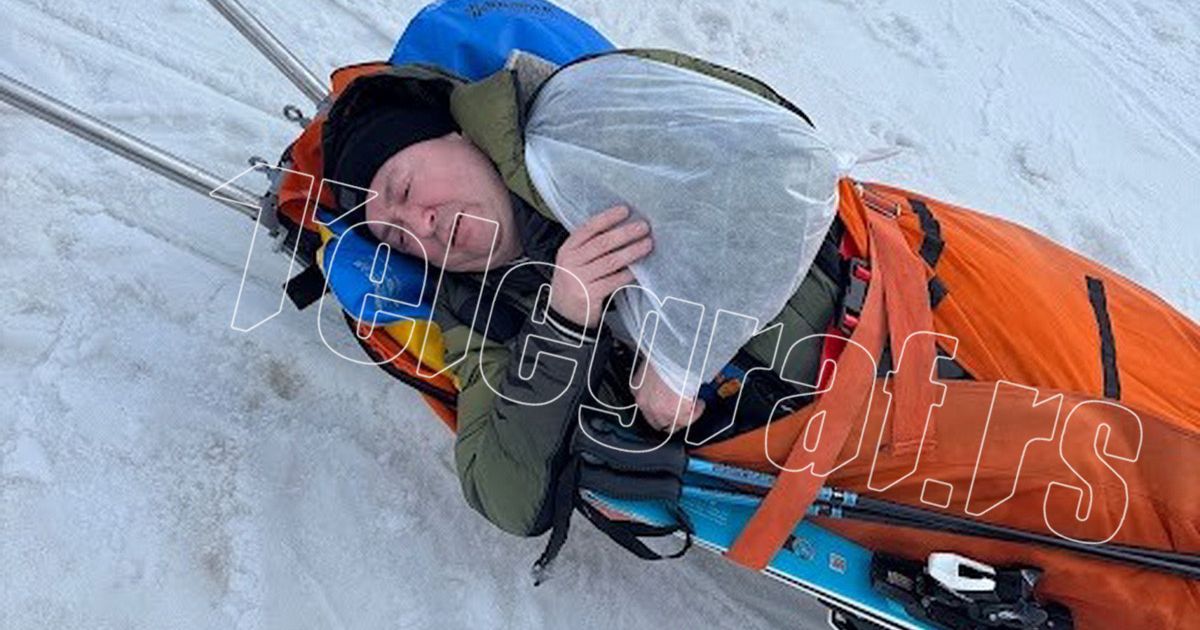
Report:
576,218,651,265
643,413,668,432
564,205,650,260
642,397,706,433
565,205,631,249
632,360,708,433
677,397,707,433
584,235,652,280
591,269,637,302
672,399,707,433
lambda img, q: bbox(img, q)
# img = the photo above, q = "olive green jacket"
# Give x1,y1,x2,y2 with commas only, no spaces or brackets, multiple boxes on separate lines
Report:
431,50,841,536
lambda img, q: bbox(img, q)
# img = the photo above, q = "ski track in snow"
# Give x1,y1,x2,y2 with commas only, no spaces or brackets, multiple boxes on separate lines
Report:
1,1,1197,629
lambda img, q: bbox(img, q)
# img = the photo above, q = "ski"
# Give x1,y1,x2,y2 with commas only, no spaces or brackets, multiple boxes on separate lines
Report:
586,486,934,630
588,456,1088,630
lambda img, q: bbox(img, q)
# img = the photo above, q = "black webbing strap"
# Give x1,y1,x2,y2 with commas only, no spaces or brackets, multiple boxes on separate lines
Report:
1085,276,1122,399
284,264,328,310
577,499,692,560
908,198,944,267
533,458,584,585
532,429,694,585
533,461,693,584
928,276,949,308
908,197,949,308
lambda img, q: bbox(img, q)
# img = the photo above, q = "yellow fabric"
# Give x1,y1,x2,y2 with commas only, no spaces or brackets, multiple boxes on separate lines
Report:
314,225,334,272
383,320,447,373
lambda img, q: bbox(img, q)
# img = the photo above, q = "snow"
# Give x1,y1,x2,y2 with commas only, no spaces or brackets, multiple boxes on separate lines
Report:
1,0,1197,628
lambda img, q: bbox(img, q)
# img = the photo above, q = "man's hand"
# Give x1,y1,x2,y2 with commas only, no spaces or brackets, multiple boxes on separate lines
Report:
550,205,651,328
633,359,706,433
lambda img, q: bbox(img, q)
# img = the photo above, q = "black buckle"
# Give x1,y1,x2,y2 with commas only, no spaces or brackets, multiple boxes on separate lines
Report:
836,257,872,335
284,264,328,311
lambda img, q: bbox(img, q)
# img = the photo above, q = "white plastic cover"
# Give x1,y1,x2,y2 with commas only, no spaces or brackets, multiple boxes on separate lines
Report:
525,54,840,398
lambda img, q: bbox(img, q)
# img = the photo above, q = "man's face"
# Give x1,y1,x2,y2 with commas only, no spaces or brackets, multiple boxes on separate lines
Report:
364,133,520,272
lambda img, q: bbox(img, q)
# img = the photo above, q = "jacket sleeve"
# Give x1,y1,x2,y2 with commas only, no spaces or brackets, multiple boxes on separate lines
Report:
450,309,611,536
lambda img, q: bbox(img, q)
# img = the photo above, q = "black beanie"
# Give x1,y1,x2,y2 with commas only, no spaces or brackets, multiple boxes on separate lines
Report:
322,75,458,218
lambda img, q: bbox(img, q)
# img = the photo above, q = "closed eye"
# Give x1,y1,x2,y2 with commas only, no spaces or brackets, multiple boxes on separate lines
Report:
386,225,405,250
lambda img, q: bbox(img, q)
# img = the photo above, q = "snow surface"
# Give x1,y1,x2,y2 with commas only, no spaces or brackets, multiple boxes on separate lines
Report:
1,1,1197,628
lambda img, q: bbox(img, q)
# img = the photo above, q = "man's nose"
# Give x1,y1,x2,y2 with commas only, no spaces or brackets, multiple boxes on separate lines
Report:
405,204,437,238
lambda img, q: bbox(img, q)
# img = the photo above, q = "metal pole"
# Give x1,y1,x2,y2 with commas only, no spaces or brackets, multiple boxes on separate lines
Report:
0,72,261,219
205,0,329,106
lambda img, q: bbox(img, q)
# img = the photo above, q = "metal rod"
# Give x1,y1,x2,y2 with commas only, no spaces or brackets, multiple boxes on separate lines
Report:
205,0,329,105
690,458,1200,577
0,72,262,219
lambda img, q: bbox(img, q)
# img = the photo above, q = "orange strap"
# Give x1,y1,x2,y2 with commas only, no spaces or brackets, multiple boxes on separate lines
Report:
880,206,939,454
725,205,936,570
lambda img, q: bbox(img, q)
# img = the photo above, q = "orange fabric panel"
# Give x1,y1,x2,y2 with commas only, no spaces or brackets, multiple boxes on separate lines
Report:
277,124,324,229
864,181,1200,428
277,62,391,231
329,62,392,94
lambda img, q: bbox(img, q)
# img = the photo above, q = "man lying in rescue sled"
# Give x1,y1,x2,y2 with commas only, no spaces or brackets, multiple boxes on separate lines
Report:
274,7,1200,629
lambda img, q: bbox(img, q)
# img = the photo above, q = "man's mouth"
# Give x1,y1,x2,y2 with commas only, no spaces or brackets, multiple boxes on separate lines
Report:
450,214,463,248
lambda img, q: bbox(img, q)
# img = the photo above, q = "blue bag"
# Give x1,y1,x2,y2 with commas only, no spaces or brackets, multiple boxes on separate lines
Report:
390,0,613,80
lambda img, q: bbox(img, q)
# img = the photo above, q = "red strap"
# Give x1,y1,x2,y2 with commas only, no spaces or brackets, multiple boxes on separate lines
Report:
816,235,864,391
725,205,938,570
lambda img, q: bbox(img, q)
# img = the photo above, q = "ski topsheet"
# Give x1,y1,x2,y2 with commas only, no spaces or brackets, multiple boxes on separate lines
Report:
588,487,934,630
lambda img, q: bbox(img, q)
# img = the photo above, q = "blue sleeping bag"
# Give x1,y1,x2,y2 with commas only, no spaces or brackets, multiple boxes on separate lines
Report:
322,0,613,325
